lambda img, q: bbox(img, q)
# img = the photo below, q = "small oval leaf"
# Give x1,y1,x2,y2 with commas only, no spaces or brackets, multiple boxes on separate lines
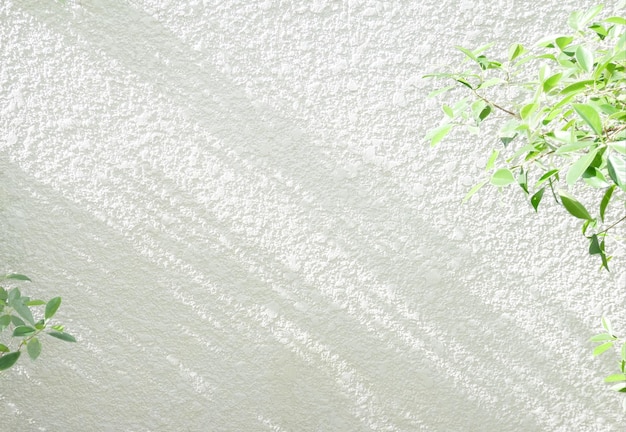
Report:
531,188,545,212
566,148,598,186
491,168,516,186
559,192,593,220
0,351,21,371
45,297,62,320
27,337,42,360
13,325,36,337
575,45,594,73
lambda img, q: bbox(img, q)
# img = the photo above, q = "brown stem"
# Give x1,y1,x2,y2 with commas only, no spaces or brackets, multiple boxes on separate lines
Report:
598,215,626,236
473,90,520,118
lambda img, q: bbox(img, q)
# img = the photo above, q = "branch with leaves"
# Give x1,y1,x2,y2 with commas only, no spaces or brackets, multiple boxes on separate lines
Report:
591,317,626,411
424,5,626,407
0,273,75,371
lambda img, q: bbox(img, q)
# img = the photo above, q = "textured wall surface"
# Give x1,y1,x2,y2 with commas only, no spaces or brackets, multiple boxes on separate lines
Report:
1,1,625,431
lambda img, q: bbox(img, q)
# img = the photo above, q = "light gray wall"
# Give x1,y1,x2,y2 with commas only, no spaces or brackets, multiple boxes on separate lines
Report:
1,0,624,431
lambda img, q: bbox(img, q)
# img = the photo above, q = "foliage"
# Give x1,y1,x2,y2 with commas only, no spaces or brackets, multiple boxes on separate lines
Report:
424,5,625,406
0,273,75,371
591,316,626,411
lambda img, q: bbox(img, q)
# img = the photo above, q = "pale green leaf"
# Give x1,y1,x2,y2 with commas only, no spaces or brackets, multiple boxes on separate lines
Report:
605,374,626,383
607,153,626,188
491,168,516,186
573,104,603,136
27,337,42,360
575,46,594,73
0,274,31,282
566,148,598,185
594,341,614,356
426,123,453,146
589,333,617,342
462,180,488,202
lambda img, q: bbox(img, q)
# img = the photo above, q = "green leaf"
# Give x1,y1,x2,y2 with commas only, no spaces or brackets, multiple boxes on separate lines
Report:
0,315,10,331
520,103,538,120
559,192,593,220
560,80,594,95
594,341,614,356
12,301,35,326
605,374,626,383
13,325,36,337
517,168,528,194
455,45,477,61
491,168,516,187
622,343,626,362
607,153,626,188
608,141,626,155
555,36,574,51
0,351,21,371
536,169,559,187
566,148,598,186
589,234,603,256
555,141,595,155
605,16,626,25
7,287,21,306
27,337,42,360
0,344,9,353
485,150,499,171
47,331,76,343
543,73,563,92
426,123,453,146
26,299,46,306
427,85,455,98
602,316,613,334
478,105,491,122
611,383,626,392
582,167,610,188
589,333,617,342
575,46,594,73
462,180,488,202
531,188,545,212
10,315,25,327
0,274,31,282
455,78,474,89
45,297,62,320
573,104,603,136
600,185,616,222
508,43,525,61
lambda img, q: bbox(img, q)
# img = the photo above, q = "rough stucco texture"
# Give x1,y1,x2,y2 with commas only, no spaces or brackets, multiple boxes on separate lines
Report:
1,0,625,431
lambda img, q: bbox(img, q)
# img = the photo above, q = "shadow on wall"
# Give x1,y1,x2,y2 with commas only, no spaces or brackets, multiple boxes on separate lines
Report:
1,1,620,430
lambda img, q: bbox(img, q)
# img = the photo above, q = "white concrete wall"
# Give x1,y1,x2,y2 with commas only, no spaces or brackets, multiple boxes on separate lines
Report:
1,0,624,430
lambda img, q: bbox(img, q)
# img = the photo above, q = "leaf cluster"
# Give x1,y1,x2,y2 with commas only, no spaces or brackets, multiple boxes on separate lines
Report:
425,5,626,271
424,5,626,408
591,317,626,410
0,274,75,371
